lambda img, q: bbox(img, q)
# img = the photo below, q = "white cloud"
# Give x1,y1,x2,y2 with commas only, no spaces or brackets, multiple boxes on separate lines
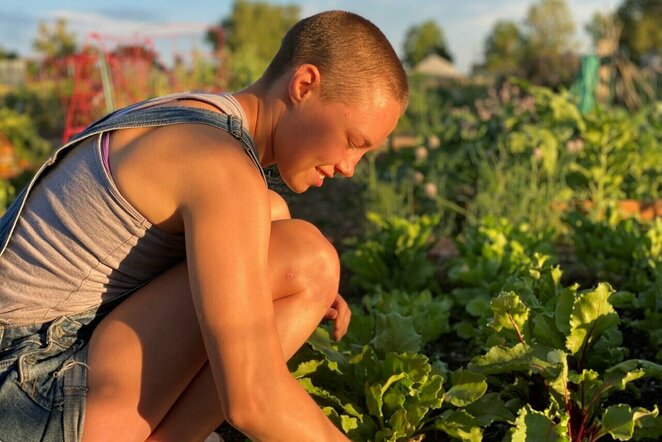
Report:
47,10,209,38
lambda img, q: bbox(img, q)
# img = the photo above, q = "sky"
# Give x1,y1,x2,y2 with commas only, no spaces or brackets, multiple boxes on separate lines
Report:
0,0,621,74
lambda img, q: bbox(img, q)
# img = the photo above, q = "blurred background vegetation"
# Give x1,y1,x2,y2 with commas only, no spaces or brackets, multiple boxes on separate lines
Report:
0,0,660,233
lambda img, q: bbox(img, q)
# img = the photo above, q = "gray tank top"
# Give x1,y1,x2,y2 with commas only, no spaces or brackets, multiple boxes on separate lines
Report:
0,92,257,325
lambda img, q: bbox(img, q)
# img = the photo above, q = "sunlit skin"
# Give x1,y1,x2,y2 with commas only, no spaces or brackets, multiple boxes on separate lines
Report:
236,63,402,193
80,62,403,442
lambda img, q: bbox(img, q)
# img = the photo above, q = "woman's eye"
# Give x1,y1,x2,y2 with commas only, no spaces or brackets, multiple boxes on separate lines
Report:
348,140,357,150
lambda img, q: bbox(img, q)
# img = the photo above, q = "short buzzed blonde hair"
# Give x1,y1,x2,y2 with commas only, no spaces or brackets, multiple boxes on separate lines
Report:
262,10,408,113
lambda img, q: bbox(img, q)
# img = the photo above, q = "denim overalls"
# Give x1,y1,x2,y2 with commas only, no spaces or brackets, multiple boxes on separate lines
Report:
0,95,266,441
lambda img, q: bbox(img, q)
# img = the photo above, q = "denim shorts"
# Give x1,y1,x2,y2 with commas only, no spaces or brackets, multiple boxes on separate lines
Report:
0,295,129,442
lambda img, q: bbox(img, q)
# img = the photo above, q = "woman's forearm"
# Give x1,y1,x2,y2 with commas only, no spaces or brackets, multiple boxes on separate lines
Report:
227,373,349,441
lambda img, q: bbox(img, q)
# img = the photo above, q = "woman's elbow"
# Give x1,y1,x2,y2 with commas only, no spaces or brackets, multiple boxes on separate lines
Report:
223,389,271,434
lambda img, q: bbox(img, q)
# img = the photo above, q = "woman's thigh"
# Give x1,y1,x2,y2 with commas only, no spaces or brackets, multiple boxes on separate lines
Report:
82,218,339,441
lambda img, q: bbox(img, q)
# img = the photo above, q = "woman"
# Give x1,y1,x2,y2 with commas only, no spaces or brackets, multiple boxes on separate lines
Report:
0,10,408,441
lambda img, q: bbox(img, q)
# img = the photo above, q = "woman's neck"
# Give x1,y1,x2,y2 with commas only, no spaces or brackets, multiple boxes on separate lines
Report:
232,79,287,168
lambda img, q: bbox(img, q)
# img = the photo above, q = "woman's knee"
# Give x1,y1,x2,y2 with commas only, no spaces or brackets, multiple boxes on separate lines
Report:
270,219,340,301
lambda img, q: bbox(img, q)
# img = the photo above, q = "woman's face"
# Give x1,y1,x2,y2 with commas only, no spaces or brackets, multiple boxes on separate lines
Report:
274,90,401,193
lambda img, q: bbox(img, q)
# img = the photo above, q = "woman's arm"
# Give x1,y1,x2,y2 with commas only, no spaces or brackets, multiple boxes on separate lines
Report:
176,127,347,441
268,190,291,221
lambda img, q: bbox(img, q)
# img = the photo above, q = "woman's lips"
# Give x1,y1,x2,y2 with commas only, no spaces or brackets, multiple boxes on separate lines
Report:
314,167,329,187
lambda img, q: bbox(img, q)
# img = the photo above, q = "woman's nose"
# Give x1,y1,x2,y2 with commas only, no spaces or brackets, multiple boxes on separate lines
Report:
334,159,355,178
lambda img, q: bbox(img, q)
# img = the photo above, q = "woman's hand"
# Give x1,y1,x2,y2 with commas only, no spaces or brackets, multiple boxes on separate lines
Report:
323,294,351,341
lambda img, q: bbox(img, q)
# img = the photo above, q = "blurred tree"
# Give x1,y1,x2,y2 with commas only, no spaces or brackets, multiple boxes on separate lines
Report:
617,0,662,64
483,20,525,77
403,20,453,67
0,46,18,60
207,0,299,89
522,0,579,88
584,11,656,109
32,17,77,58
585,12,615,48
525,0,575,54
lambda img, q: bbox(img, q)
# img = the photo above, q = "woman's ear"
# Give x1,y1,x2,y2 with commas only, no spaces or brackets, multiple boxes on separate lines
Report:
288,64,321,104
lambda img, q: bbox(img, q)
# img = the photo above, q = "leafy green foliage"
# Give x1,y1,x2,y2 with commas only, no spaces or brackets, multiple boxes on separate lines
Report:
445,216,555,343
0,179,15,213
290,195,662,441
342,213,440,293
379,80,661,237
566,212,662,361
567,103,662,205
346,289,452,356
1,85,67,140
0,107,51,165
462,263,662,441
289,328,447,441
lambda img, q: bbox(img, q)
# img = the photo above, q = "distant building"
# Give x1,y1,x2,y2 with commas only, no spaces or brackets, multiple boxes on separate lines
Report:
0,59,27,86
412,54,464,80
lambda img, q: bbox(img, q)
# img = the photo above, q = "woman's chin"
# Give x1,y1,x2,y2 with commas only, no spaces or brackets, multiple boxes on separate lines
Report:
279,176,306,194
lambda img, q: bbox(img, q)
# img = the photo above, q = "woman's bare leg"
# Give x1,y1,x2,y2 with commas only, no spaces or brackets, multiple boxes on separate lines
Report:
81,219,339,442
148,284,330,442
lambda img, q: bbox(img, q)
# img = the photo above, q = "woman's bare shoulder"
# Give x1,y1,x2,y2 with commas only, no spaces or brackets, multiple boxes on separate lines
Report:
108,120,264,234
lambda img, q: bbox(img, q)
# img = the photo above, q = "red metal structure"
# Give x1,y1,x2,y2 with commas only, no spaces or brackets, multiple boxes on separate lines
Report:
61,33,156,143
60,27,224,143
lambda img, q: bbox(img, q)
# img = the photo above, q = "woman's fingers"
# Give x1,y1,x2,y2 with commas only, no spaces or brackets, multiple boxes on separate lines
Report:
323,294,351,341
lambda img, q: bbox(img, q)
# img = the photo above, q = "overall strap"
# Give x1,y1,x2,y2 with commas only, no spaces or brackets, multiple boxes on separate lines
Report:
0,104,266,258
69,105,267,186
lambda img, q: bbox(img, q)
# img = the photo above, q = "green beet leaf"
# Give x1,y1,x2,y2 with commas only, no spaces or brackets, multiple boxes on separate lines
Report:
434,409,483,442
299,377,364,420
365,373,408,420
585,327,627,369
632,409,662,440
386,408,419,441
545,350,569,399
598,404,659,441
323,406,360,433
382,351,431,382
363,352,445,438
466,296,491,318
307,327,347,374
416,373,445,408
566,283,619,355
347,345,381,391
291,359,324,379
555,285,577,336
362,289,452,345
323,406,378,442
510,405,569,442
567,369,602,409
489,291,530,342
469,343,553,375
445,369,488,407
371,312,423,355
533,314,566,349
464,392,517,426
344,311,375,347
382,383,406,416
603,359,662,393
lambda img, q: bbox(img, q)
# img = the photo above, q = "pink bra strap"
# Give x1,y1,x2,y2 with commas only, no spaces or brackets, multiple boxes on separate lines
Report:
102,132,111,175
